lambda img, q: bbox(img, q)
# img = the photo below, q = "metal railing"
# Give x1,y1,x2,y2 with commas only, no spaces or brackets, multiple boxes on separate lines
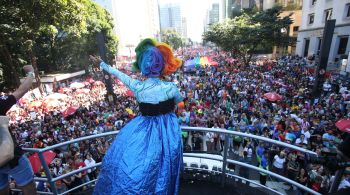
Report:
16,127,320,195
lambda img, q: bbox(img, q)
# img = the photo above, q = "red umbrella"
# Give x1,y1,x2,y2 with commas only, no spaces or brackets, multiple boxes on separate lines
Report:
28,151,56,173
62,106,79,118
126,90,134,97
336,119,350,133
264,92,282,102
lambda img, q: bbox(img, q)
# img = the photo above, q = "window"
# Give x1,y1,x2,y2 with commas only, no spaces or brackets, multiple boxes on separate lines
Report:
304,39,310,57
293,26,299,32
317,38,322,55
346,4,350,17
312,0,317,6
309,14,315,24
338,36,349,55
324,9,333,22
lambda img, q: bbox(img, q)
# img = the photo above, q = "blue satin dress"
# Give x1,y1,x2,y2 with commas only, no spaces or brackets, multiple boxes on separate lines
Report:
93,62,183,195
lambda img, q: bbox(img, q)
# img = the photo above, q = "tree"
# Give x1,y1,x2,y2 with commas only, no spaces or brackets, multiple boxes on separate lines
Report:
0,0,118,91
203,6,294,66
0,0,87,91
160,30,184,50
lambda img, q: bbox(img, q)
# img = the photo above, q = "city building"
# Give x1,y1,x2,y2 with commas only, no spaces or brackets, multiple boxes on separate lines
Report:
159,3,184,36
182,17,188,38
209,3,220,25
205,3,220,32
93,0,160,56
275,10,302,56
263,0,302,10
295,0,350,68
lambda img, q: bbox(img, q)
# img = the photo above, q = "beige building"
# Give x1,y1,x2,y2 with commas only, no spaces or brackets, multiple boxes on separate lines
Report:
274,9,302,56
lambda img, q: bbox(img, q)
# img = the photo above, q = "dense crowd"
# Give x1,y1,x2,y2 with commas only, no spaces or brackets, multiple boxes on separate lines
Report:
4,48,350,194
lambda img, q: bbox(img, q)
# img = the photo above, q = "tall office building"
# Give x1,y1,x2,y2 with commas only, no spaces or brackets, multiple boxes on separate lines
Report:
220,0,257,19
94,0,160,56
159,3,184,36
296,0,350,66
209,3,220,25
181,17,188,38
205,3,220,32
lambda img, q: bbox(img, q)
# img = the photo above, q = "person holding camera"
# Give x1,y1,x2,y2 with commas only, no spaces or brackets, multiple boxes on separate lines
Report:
0,65,37,195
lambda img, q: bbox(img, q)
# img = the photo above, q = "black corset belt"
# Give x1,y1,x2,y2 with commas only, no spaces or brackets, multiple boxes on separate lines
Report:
139,98,175,116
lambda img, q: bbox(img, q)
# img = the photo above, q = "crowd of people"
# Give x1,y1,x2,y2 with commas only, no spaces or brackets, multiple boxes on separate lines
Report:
3,47,350,194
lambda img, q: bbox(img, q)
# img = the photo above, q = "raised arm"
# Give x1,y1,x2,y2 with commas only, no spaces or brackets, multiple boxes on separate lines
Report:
99,62,140,91
89,55,140,92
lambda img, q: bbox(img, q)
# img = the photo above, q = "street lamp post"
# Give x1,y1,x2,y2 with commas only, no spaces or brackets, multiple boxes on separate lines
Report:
96,31,116,104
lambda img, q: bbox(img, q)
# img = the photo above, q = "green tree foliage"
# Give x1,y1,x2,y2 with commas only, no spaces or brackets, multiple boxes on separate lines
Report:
0,0,118,90
203,6,294,65
161,30,184,50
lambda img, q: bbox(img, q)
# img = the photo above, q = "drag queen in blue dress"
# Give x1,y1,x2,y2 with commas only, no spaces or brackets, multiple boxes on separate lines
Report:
90,38,183,195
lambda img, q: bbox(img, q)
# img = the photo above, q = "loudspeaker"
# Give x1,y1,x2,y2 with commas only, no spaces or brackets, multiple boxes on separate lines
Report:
312,19,336,97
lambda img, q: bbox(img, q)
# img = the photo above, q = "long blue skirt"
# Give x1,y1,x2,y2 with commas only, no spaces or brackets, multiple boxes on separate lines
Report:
93,112,182,195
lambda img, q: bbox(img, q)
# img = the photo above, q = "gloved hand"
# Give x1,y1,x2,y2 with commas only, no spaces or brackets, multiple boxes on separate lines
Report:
89,55,103,69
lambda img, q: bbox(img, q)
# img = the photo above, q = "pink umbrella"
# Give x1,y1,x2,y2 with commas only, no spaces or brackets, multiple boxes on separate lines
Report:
336,119,350,133
263,92,282,102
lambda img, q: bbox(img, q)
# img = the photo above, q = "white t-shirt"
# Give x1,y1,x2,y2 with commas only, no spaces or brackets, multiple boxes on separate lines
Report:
244,147,253,158
273,155,286,169
84,159,96,173
295,138,308,145
301,130,311,140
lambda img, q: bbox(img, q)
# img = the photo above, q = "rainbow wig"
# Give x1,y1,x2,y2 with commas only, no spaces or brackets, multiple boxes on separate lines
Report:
133,38,182,77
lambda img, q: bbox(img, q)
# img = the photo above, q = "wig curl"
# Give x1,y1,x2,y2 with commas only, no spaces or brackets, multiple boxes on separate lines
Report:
132,38,182,77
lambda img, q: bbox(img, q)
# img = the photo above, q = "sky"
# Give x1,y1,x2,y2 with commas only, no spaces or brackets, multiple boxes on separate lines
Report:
160,0,219,42
94,0,219,55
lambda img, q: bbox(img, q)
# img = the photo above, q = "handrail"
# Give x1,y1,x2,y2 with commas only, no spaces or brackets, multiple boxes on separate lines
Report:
184,153,321,195
60,179,97,195
184,167,283,195
52,163,102,182
182,126,318,155
10,188,53,195
18,127,320,195
22,131,119,153
23,127,317,156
